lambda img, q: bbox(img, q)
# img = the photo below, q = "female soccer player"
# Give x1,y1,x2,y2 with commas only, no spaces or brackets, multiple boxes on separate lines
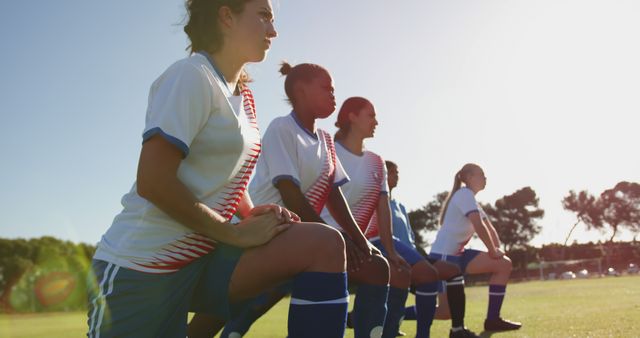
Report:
86,1,348,338
216,63,391,338
430,163,522,336
324,97,460,338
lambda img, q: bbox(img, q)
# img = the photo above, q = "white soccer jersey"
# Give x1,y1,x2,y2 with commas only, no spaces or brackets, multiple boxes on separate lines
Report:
249,113,349,213
94,53,261,273
319,142,388,237
430,187,488,255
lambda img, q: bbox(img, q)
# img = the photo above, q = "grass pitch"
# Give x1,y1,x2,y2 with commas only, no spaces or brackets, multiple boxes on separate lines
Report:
1,275,638,337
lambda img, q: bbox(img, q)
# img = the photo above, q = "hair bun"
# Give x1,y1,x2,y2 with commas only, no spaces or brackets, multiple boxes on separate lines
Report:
279,61,293,76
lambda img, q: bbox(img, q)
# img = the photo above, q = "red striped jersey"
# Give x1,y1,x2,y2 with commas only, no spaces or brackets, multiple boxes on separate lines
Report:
320,142,388,238
94,54,261,273
249,113,349,213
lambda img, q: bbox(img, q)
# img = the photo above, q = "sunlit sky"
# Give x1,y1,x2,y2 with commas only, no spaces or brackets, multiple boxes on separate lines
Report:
1,0,639,248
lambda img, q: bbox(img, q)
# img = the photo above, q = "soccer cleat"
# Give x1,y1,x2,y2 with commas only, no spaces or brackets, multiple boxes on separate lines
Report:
396,330,406,336
449,328,480,338
484,317,522,331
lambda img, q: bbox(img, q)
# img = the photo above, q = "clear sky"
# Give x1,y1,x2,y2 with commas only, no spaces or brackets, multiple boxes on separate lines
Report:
1,0,639,248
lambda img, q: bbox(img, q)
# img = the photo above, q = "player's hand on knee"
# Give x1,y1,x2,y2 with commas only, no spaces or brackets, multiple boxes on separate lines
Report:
234,213,291,248
250,204,300,224
388,252,411,272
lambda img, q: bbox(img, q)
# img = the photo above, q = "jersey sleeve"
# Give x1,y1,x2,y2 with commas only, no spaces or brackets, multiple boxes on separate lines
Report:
260,119,302,187
143,61,212,157
453,188,480,217
332,155,350,188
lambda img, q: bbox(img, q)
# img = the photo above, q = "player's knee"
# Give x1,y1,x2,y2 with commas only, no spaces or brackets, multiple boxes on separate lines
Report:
390,267,411,289
412,261,438,285
364,254,390,285
434,261,461,281
501,256,513,273
312,224,346,266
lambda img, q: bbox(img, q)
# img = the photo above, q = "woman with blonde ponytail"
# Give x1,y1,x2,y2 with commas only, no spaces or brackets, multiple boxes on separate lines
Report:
429,164,522,337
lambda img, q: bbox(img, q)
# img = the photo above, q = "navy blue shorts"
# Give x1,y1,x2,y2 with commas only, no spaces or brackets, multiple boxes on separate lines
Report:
87,243,244,338
370,237,424,266
428,249,482,292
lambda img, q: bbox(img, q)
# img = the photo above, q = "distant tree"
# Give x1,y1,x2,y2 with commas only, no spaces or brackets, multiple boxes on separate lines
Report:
483,187,544,252
562,190,600,250
598,181,640,242
564,182,640,243
408,191,448,254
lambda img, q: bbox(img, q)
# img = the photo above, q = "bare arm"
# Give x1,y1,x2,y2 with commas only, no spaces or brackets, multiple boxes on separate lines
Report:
467,212,500,257
275,179,325,223
326,187,368,247
484,217,502,250
137,136,289,248
377,194,410,270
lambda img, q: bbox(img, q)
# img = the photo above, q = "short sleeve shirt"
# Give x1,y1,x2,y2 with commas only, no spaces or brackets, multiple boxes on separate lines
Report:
249,113,349,213
430,187,487,255
320,142,388,237
94,53,261,273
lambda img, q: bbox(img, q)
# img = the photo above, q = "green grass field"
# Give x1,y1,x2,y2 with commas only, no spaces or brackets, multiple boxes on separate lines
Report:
1,275,638,337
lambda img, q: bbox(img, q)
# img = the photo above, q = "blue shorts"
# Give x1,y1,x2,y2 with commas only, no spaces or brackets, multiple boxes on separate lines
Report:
370,237,424,266
428,249,482,292
87,243,244,338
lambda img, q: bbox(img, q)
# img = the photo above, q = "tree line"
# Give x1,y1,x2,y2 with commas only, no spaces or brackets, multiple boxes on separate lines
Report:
408,181,640,255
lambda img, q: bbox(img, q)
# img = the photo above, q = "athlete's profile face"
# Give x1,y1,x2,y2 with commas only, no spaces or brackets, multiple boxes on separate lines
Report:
350,103,378,138
304,72,336,119
387,165,399,189
228,0,277,63
468,167,487,191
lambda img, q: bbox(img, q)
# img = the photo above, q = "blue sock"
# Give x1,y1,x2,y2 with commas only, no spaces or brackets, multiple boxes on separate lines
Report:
382,287,409,338
415,282,438,338
487,284,506,320
288,272,348,338
221,292,272,337
353,284,389,338
404,305,417,320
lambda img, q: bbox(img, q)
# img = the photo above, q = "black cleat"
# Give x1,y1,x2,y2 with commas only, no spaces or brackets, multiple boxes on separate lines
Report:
484,317,522,331
449,327,480,338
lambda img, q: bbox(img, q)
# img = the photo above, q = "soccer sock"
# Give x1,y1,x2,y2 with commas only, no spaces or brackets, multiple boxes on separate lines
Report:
221,292,271,337
353,283,389,338
415,281,438,338
382,287,409,338
288,271,348,338
404,305,417,320
446,275,466,330
487,284,507,320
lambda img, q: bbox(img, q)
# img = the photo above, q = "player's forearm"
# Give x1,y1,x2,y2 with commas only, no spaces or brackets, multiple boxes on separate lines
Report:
276,180,325,223
377,195,397,256
469,214,497,252
137,175,239,243
486,221,502,248
327,187,366,241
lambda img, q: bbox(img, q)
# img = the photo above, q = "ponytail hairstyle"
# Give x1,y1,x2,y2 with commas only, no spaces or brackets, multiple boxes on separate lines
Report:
183,0,251,54
439,163,481,225
184,0,252,85
279,61,329,106
334,97,372,141
385,160,397,172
